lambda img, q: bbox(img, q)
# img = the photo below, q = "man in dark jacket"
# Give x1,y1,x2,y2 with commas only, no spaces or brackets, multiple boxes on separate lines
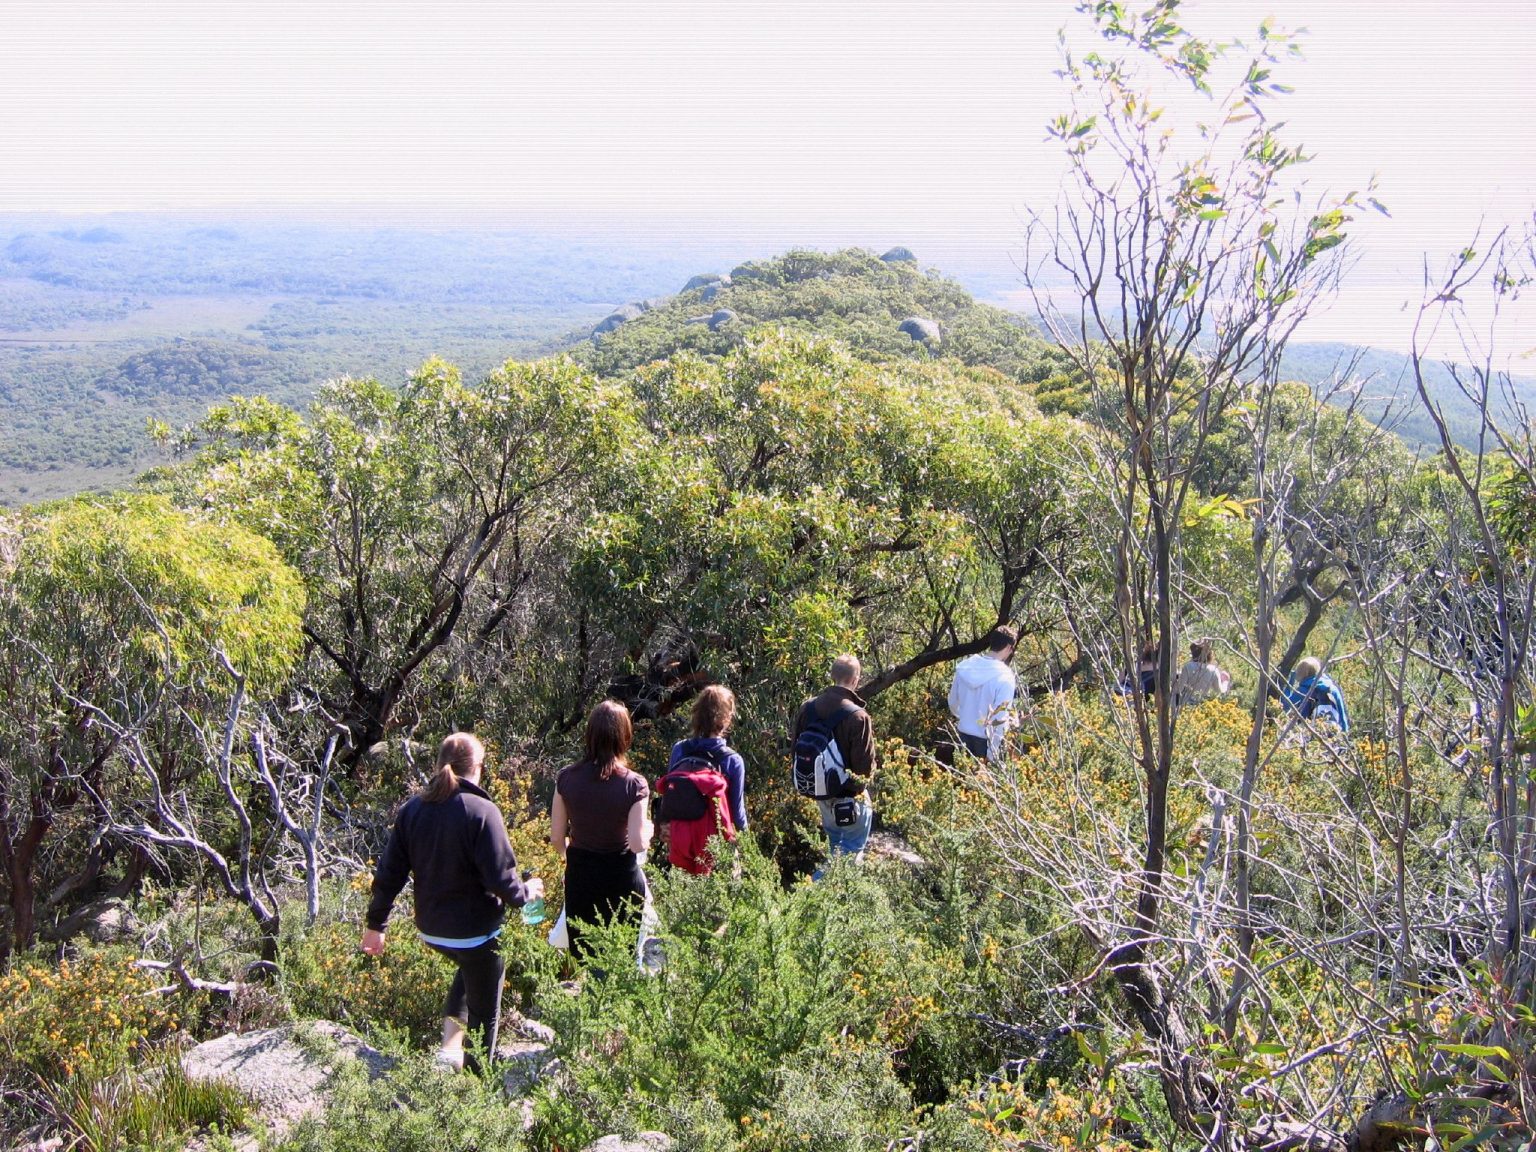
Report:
792,653,876,875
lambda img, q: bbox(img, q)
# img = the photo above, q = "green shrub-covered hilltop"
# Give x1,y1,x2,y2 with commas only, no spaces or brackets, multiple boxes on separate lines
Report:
577,247,1071,388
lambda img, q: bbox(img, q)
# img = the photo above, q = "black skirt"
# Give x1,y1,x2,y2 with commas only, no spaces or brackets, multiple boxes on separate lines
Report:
563,846,646,958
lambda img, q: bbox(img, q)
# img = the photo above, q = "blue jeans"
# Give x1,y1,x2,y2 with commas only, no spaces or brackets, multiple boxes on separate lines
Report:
813,797,873,879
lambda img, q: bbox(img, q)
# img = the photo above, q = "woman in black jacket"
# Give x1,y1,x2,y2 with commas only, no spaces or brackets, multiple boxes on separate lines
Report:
361,733,543,1072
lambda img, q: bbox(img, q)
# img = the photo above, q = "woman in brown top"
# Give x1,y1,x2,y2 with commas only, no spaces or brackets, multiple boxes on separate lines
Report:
551,700,652,958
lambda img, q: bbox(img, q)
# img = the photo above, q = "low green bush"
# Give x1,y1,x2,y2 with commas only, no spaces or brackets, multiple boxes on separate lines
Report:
278,1054,528,1152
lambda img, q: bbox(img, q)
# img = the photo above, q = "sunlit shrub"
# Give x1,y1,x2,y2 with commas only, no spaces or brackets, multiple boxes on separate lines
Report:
0,945,181,1082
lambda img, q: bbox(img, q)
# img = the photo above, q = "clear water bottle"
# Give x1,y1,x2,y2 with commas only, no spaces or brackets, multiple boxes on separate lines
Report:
519,870,545,926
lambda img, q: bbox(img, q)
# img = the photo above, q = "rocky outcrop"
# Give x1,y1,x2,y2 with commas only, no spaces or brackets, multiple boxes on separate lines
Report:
43,897,140,945
583,1134,674,1152
866,830,927,869
593,304,646,336
898,316,941,344
706,309,738,331
881,246,917,263
682,273,727,292
182,1022,393,1135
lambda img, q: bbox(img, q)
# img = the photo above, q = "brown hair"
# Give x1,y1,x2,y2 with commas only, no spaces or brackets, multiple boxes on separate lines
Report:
584,700,633,781
1190,639,1212,664
986,625,1018,653
420,732,484,803
690,684,736,739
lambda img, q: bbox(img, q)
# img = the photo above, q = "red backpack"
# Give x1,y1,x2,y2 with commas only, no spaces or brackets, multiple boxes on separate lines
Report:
655,747,736,875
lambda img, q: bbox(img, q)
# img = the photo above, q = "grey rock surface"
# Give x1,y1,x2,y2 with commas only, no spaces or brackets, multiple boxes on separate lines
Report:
503,1011,557,1045
182,1022,393,1135
683,273,724,291
500,1040,557,1097
44,897,141,945
583,1134,674,1152
898,316,941,344
592,303,645,336
707,309,738,332
881,246,917,263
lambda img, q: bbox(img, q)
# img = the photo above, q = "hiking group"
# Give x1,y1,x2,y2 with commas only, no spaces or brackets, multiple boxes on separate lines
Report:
360,638,1348,1070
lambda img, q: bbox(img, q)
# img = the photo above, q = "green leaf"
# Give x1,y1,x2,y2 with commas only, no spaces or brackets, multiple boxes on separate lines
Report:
1434,1042,1511,1060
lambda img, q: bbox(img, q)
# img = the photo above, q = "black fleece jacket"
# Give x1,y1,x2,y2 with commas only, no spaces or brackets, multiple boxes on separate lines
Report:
365,779,531,939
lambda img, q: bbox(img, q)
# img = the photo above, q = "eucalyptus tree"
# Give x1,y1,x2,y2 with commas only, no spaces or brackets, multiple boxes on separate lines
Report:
1016,0,1366,1132
1382,223,1536,1124
0,496,303,955
159,356,636,768
570,333,1087,753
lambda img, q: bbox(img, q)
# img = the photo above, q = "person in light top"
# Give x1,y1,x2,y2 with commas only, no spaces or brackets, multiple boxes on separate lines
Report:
1173,639,1231,709
947,625,1018,761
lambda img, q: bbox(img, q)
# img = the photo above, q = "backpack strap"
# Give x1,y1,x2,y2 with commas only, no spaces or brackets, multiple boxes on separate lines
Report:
810,700,861,736
675,743,727,773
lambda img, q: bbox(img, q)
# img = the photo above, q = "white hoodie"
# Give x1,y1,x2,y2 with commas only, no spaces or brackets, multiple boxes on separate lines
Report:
948,653,1017,745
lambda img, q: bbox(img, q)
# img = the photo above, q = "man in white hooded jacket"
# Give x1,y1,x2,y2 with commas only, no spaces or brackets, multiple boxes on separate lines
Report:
948,626,1018,761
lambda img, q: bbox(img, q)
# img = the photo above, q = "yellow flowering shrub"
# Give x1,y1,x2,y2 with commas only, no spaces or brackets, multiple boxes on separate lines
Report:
965,1077,1134,1151
0,946,181,1082
280,919,449,1045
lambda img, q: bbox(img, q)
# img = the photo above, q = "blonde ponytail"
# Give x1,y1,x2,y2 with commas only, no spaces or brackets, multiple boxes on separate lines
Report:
420,732,484,803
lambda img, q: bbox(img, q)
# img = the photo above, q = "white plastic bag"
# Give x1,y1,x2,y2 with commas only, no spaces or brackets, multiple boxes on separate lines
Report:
547,905,569,950
636,894,664,973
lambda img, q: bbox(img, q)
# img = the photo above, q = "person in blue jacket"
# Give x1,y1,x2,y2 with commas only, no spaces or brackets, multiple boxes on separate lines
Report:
1282,656,1350,732
666,684,748,835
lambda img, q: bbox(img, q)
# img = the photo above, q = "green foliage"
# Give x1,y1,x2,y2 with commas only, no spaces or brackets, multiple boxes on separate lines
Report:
45,1054,249,1152
528,848,965,1150
581,248,1067,384
279,1054,529,1152
8,493,305,687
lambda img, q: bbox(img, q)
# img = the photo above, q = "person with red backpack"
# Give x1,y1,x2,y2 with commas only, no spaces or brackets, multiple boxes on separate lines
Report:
656,685,748,874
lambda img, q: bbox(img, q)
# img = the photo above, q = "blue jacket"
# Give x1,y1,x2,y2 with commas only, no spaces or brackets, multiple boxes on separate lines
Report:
1282,673,1350,733
668,736,748,831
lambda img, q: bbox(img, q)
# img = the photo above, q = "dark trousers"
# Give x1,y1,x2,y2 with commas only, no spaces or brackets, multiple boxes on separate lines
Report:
563,847,645,961
426,936,504,1071
958,732,990,759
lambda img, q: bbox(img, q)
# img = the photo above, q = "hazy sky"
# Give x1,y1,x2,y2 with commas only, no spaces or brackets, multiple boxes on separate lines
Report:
4,0,1534,347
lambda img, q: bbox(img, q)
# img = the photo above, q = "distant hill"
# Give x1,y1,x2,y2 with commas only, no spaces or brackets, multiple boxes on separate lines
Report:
1282,341,1536,453
1,213,1525,506
572,247,1068,385
94,340,306,401
0,214,757,504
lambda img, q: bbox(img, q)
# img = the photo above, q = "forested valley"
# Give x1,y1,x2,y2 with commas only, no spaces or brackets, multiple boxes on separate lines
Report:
5,6,1536,1152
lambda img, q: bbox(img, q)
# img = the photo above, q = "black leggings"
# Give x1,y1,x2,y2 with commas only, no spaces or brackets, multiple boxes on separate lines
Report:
426,936,504,1071
563,847,645,960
